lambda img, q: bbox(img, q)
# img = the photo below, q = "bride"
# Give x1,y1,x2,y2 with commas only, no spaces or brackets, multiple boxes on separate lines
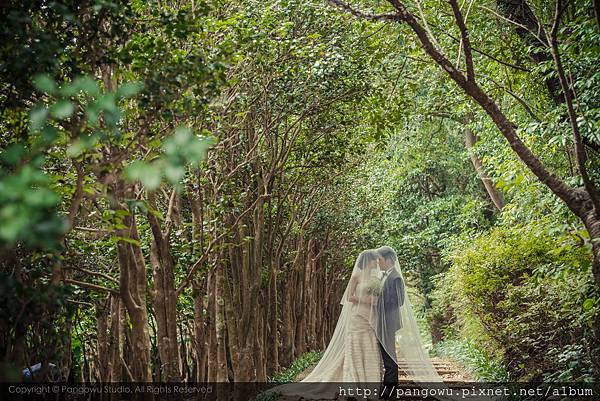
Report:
302,249,382,384
270,246,443,400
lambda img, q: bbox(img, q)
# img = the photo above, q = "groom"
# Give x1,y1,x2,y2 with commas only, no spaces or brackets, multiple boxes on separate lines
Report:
376,246,405,398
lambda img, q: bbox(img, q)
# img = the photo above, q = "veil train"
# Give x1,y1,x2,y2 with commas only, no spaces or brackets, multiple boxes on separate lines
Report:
268,247,477,400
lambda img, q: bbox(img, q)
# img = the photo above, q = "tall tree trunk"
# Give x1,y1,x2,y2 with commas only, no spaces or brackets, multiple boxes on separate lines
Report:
281,271,295,367
215,263,228,382
206,269,217,382
97,295,124,382
266,259,279,373
224,247,240,381
254,301,267,381
147,192,181,382
113,185,152,382
583,212,600,377
464,125,505,210
192,279,207,382
96,300,109,382
109,296,123,382
149,245,181,382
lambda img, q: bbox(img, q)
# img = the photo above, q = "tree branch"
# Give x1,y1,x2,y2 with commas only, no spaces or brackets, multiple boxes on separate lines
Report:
164,187,177,238
481,72,542,121
174,194,266,296
547,0,600,215
329,0,400,21
449,0,475,82
64,278,119,295
68,266,119,284
67,163,85,228
366,0,580,212
443,31,531,72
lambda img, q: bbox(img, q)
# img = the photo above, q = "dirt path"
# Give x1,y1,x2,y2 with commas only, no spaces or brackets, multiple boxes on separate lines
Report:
422,357,474,382
295,356,473,382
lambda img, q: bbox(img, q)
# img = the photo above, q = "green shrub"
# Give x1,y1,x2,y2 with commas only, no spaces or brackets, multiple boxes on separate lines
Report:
432,339,509,381
269,351,323,383
432,220,598,381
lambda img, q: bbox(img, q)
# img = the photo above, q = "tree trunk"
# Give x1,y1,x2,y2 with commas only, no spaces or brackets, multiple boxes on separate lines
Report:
97,295,123,382
149,242,181,382
96,300,109,382
464,125,505,210
206,269,217,382
583,213,600,377
192,280,207,382
147,192,181,382
224,247,240,381
254,301,267,381
215,263,228,382
109,296,123,382
266,262,279,373
113,185,152,382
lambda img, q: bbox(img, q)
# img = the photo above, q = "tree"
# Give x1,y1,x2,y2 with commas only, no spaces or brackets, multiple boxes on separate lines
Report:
329,0,600,293
329,0,600,375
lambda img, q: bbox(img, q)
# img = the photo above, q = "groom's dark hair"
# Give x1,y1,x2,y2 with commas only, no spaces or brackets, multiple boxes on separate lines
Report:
378,246,397,263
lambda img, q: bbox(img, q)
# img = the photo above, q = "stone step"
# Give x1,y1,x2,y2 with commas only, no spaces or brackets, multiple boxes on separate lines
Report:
297,357,473,383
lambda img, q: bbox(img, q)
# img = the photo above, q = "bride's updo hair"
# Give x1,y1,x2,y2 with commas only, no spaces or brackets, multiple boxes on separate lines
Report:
356,249,379,270
378,246,397,263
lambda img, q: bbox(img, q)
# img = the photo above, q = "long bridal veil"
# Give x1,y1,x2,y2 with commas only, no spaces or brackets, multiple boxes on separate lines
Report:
301,247,442,383
372,247,443,383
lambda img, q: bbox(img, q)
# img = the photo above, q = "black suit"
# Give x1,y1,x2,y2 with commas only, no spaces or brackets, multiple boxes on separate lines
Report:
376,269,405,397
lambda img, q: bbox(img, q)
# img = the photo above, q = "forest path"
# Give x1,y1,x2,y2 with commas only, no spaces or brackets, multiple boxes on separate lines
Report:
295,357,473,382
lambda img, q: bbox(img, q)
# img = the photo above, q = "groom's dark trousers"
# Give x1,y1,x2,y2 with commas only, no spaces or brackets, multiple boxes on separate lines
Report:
378,342,398,398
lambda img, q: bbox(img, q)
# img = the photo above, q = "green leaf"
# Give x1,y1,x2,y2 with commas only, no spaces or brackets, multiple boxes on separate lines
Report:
33,74,57,94
583,298,595,312
86,104,100,125
59,76,99,97
104,109,122,128
0,212,25,242
116,81,144,99
76,76,101,97
114,236,141,246
49,100,74,119
66,133,100,157
24,188,60,207
40,126,58,145
164,164,185,184
66,140,86,158
0,144,26,165
30,106,49,131
96,94,117,112
162,127,214,164
125,161,162,190
59,82,79,97
188,136,214,162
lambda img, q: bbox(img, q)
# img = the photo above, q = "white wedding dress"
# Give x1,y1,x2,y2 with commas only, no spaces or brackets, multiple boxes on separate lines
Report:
342,280,382,382
301,279,381,383
268,248,447,400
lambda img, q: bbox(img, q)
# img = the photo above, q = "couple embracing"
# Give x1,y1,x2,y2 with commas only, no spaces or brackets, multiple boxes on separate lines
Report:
273,246,442,400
